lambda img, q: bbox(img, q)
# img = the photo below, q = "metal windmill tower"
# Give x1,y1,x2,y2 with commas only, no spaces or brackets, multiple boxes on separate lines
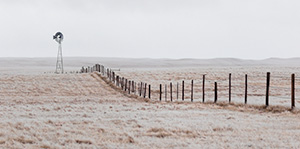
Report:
53,32,64,74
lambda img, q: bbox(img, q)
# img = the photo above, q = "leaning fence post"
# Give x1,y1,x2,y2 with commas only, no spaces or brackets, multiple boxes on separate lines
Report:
245,74,247,104
191,80,193,102
203,75,205,102
214,82,217,103
170,82,172,102
266,72,270,107
291,74,295,109
182,80,184,101
229,73,231,103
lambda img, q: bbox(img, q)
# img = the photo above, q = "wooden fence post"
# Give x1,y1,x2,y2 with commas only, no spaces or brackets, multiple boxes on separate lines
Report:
116,76,119,86
291,74,295,109
102,66,104,75
144,83,147,98
182,80,184,101
121,77,123,89
245,74,247,104
128,81,131,94
191,80,193,102
149,84,151,99
109,70,111,81
132,81,134,94
125,79,127,91
122,77,124,90
214,82,217,103
159,84,162,101
140,82,142,96
229,73,231,103
170,82,172,102
203,75,205,102
107,69,109,77
266,72,270,107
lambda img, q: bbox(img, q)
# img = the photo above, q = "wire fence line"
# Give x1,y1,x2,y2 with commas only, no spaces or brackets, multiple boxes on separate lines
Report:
81,64,298,110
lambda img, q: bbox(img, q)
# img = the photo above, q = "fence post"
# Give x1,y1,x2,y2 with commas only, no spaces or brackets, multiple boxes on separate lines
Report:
266,72,270,107
229,73,231,103
112,72,115,83
182,80,184,101
116,76,119,86
140,82,142,96
170,82,172,102
203,75,205,102
121,77,123,89
109,70,111,81
125,79,127,91
291,74,295,109
191,80,193,102
159,84,162,101
122,77,125,90
214,82,217,103
149,84,151,99
128,81,131,94
102,66,104,75
165,84,167,101
144,83,147,98
132,81,134,94
107,69,109,77
245,74,247,104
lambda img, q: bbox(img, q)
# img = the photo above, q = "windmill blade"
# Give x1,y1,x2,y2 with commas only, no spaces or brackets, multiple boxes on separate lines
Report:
53,32,64,43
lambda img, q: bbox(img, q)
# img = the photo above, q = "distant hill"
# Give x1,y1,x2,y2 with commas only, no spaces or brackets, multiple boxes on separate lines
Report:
0,57,299,69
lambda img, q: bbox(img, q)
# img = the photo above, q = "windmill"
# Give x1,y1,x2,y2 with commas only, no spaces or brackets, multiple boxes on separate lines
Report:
53,32,64,74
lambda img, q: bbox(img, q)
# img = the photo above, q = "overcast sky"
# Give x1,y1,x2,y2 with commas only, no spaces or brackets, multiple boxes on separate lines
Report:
0,0,300,59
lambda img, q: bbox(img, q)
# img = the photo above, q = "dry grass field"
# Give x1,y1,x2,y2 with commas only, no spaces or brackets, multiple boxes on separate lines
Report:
1,58,300,148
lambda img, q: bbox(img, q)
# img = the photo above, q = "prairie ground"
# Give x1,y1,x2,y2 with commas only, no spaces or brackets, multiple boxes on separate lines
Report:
0,71,300,148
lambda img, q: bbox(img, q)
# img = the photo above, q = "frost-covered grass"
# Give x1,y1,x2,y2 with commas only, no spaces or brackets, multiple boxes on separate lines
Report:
0,72,299,148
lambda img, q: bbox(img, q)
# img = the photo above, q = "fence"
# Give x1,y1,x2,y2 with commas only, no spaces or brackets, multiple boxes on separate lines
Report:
81,64,298,110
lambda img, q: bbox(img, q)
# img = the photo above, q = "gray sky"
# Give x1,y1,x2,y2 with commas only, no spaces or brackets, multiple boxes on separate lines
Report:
1,0,300,59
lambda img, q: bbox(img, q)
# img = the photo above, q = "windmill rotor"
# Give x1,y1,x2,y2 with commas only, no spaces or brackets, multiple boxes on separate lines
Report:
53,32,64,44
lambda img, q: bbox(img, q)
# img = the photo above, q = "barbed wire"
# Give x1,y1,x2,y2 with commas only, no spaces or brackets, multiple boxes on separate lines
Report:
270,86,290,89
269,96,290,100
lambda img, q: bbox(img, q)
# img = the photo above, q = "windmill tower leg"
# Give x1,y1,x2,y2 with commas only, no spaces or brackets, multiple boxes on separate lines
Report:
56,43,64,74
